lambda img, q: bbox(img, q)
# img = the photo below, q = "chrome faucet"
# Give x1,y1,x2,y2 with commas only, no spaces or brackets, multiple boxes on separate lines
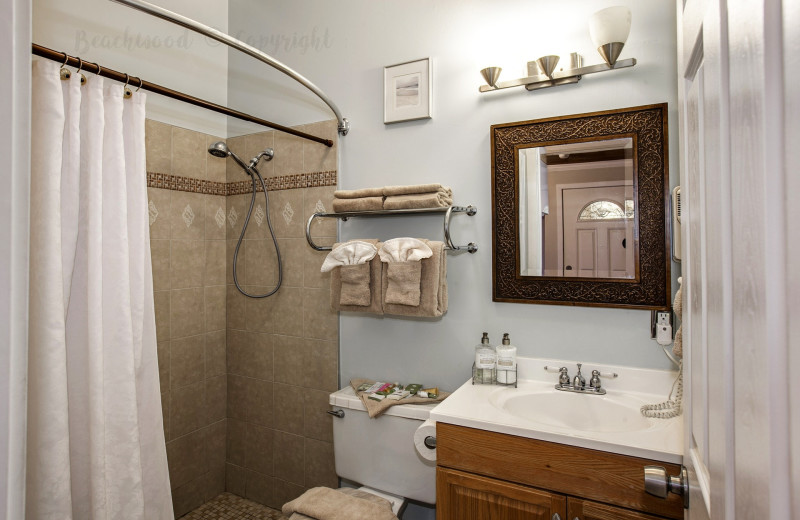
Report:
554,363,606,395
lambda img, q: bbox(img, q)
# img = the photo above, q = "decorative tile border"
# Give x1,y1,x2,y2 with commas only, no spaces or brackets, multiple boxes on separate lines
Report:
147,170,337,195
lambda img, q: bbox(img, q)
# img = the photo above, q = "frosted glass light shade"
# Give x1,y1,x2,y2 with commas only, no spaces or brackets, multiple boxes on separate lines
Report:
589,6,631,48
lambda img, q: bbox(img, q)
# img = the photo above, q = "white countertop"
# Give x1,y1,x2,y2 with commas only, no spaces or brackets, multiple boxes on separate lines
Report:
429,357,683,464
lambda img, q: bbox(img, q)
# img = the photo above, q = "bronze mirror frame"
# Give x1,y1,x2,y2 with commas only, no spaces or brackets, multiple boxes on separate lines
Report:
491,103,670,310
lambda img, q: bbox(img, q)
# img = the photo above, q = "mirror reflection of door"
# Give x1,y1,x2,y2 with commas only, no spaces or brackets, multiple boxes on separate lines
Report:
560,184,635,278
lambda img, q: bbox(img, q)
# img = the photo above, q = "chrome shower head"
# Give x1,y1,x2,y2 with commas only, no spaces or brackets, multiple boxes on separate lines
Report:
208,141,230,158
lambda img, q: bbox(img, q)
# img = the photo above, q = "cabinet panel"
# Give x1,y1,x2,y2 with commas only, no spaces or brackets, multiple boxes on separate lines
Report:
436,423,682,519
569,497,669,520
437,467,566,520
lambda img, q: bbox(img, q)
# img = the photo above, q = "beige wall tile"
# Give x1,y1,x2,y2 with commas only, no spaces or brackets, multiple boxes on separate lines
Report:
227,375,248,421
245,423,274,475
226,419,246,467
243,195,272,241
301,120,337,173
205,330,226,378
161,391,170,442
303,288,338,341
226,463,246,497
226,194,249,241
157,341,170,394
246,378,274,427
154,290,171,342
170,240,205,289
170,191,205,241
226,285,247,331
273,335,307,386
273,383,304,435
272,131,304,178
150,239,170,292
204,419,227,471
243,239,279,287
204,465,226,502
245,132,275,179
303,388,333,443
277,238,304,287
303,242,333,289
173,127,207,180
304,186,336,238
225,136,247,183
170,287,205,338
166,428,206,489
304,438,337,489
204,240,226,286
244,286,303,336
206,136,227,183
268,189,304,239
205,195,227,240
303,338,338,392
227,330,273,380
171,335,205,389
275,479,305,509
227,239,243,286
172,475,206,517
245,470,277,508
205,375,227,424
272,431,304,486
145,119,172,175
204,285,226,332
147,188,171,240
171,380,206,437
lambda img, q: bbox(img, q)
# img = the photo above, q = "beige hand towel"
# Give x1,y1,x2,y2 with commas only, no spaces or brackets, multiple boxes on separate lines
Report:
383,192,453,210
351,379,450,419
340,263,371,306
282,486,398,520
334,187,385,199
385,262,422,306
381,240,447,317
332,197,384,213
383,184,451,197
331,240,384,314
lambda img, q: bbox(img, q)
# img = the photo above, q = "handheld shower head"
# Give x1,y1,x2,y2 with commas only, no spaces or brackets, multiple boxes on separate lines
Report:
208,141,229,158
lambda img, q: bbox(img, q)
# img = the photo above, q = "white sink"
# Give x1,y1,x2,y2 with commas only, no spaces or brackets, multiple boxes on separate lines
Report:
489,386,654,433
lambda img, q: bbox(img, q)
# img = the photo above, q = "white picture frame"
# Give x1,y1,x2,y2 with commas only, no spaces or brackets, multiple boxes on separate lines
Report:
384,57,431,124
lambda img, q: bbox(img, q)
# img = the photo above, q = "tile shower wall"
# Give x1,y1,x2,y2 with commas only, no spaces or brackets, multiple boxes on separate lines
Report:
147,119,230,517
223,120,339,509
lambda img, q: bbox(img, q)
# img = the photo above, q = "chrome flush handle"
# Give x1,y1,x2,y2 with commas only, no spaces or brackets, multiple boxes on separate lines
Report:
326,409,344,418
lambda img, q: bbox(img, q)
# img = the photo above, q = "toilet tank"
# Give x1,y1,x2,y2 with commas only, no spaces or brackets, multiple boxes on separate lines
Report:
329,386,438,504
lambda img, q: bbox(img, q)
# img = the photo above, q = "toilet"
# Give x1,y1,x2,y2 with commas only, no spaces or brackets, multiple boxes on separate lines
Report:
327,385,439,515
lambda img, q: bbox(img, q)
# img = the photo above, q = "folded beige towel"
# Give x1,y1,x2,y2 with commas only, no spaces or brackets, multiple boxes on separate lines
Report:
334,187,385,199
331,240,384,315
383,192,452,210
381,240,447,317
385,262,422,306
340,264,371,306
332,197,384,213
283,486,398,520
320,241,378,273
383,184,451,197
378,238,433,263
351,379,449,419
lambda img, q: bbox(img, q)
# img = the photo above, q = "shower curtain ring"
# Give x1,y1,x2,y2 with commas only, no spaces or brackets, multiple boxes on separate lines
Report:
59,52,71,81
135,77,143,92
123,73,133,99
75,57,87,85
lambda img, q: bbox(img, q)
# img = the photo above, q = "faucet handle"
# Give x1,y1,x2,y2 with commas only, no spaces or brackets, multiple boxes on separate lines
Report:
590,369,602,390
558,367,570,386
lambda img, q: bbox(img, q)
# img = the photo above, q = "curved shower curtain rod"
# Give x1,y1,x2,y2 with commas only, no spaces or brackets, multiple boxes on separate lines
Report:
109,0,350,136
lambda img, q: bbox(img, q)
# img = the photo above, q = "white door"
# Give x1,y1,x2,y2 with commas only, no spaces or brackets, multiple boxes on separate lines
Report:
677,0,796,518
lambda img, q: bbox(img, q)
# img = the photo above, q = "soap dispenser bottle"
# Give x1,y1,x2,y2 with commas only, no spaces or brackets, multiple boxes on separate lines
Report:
496,333,517,384
474,332,496,384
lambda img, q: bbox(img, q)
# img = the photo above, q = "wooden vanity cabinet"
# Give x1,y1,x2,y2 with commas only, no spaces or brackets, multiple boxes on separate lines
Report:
435,423,682,520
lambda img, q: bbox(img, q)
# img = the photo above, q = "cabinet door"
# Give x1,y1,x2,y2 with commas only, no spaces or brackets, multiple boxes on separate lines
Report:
568,498,666,520
437,467,566,520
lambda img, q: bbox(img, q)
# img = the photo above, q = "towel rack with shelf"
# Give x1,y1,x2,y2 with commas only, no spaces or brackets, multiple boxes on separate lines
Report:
305,205,478,253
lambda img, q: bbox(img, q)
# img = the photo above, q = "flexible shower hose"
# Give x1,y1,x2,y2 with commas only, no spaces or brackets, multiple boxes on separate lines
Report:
231,165,282,298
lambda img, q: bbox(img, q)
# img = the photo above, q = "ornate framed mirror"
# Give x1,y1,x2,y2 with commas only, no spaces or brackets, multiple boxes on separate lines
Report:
491,103,670,309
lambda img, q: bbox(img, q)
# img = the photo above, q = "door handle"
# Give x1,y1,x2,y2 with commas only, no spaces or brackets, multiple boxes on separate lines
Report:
644,465,689,508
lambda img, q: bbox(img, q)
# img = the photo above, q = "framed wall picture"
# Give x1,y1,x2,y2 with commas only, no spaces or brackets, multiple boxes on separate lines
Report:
384,58,431,124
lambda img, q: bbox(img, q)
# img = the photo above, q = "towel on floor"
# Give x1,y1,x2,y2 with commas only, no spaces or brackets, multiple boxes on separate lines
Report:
334,187,385,199
330,240,384,314
381,240,447,317
332,197,384,213
282,487,398,520
383,184,451,197
383,192,453,210
378,238,433,306
351,379,450,418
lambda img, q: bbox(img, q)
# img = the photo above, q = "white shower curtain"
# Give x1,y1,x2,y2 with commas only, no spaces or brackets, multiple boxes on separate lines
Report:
27,60,173,519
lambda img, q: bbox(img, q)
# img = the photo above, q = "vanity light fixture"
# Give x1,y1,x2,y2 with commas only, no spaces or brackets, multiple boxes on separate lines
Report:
479,6,634,93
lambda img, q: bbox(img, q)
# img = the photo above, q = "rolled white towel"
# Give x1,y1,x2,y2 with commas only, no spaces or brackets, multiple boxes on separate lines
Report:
321,241,378,272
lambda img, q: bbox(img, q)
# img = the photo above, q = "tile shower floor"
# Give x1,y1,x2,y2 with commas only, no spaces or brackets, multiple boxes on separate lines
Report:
179,493,289,520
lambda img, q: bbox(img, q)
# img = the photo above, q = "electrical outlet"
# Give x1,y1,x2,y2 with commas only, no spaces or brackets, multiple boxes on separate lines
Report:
657,311,671,326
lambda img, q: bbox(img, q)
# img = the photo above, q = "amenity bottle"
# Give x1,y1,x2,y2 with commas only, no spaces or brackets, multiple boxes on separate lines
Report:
474,332,496,384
